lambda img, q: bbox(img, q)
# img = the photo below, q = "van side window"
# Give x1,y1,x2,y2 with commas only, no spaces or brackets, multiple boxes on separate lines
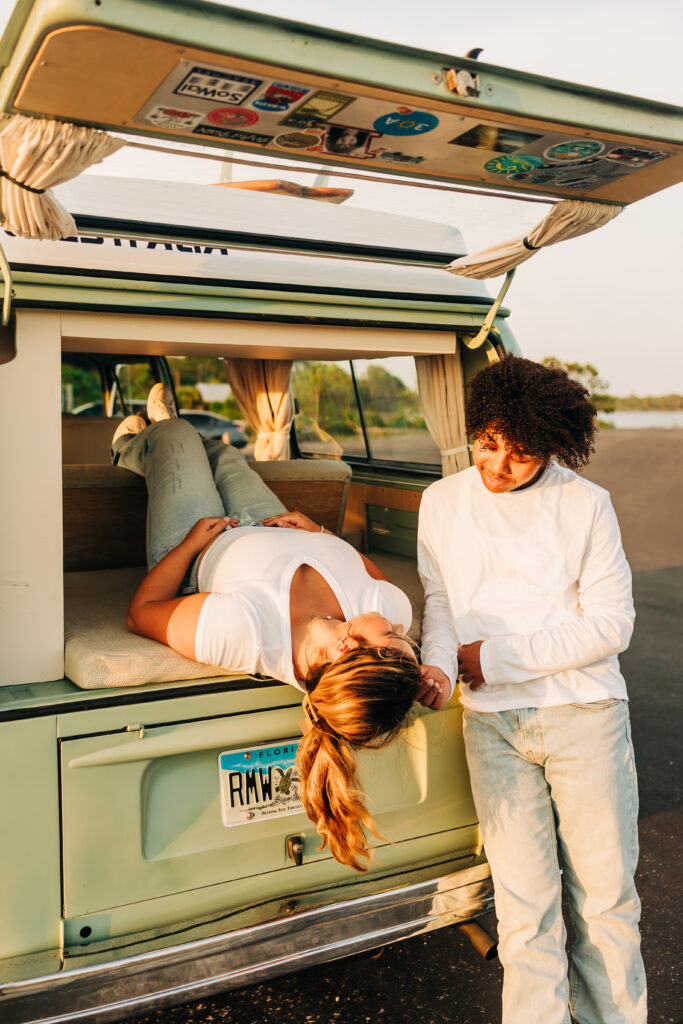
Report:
292,361,362,459
115,361,156,414
166,355,249,450
353,357,440,466
292,357,440,468
61,355,104,414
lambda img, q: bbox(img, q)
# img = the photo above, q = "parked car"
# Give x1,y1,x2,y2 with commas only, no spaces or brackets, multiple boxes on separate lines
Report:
179,410,248,447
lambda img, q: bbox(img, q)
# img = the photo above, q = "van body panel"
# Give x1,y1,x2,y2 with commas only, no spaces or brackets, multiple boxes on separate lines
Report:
0,311,64,685
60,702,475,918
0,717,62,960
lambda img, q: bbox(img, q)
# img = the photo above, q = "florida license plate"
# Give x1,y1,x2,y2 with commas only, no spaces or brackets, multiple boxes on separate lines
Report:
218,739,303,827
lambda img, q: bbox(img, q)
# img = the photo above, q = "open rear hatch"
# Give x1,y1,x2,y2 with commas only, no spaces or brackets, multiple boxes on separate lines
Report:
0,0,681,208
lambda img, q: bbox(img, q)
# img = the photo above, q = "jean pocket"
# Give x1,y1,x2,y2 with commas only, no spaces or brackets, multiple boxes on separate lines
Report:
570,697,623,710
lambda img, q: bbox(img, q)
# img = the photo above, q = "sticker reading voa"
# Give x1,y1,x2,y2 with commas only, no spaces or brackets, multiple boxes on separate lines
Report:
218,741,303,827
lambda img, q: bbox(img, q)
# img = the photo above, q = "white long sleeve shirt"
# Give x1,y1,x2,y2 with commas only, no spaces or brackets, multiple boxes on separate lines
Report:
417,462,634,711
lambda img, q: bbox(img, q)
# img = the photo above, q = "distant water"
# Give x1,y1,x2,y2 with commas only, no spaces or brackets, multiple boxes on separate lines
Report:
600,410,683,429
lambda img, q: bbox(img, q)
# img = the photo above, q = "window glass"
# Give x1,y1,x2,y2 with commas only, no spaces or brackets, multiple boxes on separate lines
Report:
166,355,250,452
292,361,365,459
61,355,103,414
353,357,440,465
115,361,156,415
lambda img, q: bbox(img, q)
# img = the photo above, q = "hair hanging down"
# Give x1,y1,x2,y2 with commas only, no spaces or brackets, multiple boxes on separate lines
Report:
298,647,421,872
466,355,597,470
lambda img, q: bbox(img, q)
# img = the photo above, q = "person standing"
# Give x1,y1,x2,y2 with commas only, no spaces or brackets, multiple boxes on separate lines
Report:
417,356,646,1024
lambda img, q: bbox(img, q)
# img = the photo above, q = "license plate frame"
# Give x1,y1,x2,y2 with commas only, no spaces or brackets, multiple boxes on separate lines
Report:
218,739,303,827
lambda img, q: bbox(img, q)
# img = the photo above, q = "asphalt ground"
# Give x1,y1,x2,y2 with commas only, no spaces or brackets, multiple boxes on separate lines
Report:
130,430,683,1024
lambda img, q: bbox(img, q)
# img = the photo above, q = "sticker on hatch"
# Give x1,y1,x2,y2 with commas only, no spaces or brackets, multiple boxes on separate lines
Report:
218,740,303,827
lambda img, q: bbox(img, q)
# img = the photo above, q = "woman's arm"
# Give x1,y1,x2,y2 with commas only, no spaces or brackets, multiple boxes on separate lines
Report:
127,517,233,659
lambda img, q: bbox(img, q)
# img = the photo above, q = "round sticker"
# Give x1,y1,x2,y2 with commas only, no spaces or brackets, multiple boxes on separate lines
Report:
207,107,259,128
544,140,604,163
274,131,321,149
484,154,543,175
373,111,439,136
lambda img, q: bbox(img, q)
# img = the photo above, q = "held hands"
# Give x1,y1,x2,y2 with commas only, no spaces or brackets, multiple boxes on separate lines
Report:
458,641,485,691
261,511,321,533
416,665,452,710
183,516,237,556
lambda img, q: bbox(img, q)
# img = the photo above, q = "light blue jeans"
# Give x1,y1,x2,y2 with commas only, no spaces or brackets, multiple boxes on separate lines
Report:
112,418,286,585
463,700,646,1024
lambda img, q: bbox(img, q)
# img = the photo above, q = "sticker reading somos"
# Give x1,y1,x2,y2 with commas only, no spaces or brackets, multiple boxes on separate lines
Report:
175,66,262,105
218,741,303,827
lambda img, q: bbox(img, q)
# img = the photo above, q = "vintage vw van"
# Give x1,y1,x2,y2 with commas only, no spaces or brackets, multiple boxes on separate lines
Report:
0,3,681,1022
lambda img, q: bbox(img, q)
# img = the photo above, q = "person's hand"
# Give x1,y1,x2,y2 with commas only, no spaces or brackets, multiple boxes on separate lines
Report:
261,510,321,533
183,516,237,556
416,664,452,710
458,641,485,691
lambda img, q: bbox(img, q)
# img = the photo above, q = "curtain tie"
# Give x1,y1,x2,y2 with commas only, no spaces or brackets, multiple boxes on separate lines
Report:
257,428,291,439
522,236,540,251
0,167,46,194
440,444,472,456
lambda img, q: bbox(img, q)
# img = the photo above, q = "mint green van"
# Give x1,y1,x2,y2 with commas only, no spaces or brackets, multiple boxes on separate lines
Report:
0,3,680,1022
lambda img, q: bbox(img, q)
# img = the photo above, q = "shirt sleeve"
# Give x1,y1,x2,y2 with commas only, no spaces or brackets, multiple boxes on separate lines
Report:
480,491,635,685
417,494,459,697
195,592,259,672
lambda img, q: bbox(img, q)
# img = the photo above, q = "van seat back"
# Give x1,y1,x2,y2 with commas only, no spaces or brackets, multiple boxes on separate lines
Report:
63,460,351,571
62,415,125,464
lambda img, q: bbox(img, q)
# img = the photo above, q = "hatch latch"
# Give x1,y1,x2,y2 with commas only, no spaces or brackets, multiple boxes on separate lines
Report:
287,835,304,867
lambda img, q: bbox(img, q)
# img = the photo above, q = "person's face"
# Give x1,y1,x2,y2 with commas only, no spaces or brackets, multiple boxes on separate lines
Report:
472,431,547,494
311,612,415,664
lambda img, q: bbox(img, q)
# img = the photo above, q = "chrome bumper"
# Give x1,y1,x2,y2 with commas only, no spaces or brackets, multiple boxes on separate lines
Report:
1,862,493,1024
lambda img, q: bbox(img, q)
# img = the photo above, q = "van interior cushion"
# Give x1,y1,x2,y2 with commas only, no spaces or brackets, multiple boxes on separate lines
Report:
64,552,423,690
64,567,240,689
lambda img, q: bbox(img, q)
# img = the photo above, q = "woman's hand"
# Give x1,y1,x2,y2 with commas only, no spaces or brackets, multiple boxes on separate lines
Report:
416,664,452,710
261,510,321,533
183,516,237,556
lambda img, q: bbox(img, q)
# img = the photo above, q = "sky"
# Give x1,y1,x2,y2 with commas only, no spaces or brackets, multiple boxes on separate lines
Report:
0,0,681,395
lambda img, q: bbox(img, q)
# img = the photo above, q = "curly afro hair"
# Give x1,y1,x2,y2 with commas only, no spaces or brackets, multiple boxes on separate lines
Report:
465,355,597,471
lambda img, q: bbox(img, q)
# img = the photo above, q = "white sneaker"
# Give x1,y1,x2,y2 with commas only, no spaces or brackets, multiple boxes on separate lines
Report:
147,382,178,422
112,414,146,447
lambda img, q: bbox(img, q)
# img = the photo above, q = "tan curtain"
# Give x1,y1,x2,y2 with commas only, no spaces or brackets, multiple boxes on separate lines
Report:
445,199,622,279
415,347,470,477
224,357,294,460
0,115,123,240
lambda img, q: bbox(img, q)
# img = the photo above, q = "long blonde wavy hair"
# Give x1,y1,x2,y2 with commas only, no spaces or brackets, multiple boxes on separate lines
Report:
297,647,421,872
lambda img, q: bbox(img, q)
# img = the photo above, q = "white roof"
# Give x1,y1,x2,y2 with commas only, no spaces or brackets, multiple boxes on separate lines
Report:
4,175,490,301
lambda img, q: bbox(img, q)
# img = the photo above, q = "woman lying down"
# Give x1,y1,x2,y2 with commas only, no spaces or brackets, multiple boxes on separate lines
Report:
112,385,446,871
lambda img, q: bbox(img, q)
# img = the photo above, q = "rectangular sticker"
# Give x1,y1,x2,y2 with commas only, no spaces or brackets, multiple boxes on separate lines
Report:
141,105,204,131
192,124,274,145
174,66,262,106
218,741,302,827
281,90,355,127
252,82,310,113
450,125,543,153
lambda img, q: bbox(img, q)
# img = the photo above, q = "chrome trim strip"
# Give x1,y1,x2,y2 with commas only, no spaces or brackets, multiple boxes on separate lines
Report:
0,863,493,1024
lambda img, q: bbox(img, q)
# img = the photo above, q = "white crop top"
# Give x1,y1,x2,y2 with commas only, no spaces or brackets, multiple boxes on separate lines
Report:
195,526,412,691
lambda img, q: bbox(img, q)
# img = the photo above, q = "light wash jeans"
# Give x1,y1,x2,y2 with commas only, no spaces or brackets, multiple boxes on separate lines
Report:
112,418,286,586
463,700,646,1024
